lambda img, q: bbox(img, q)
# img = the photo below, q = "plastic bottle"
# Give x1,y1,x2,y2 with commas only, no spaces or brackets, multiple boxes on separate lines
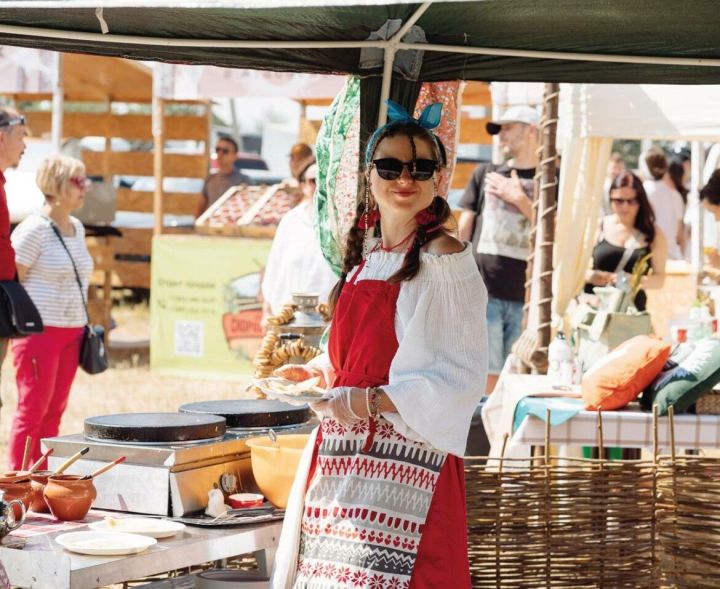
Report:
548,332,574,387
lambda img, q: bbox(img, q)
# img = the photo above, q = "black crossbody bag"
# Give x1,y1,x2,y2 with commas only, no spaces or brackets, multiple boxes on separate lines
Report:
0,278,43,338
47,221,109,374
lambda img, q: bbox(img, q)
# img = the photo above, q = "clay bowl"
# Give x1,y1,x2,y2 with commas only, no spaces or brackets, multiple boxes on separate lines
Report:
29,471,54,513
0,472,33,520
43,475,97,521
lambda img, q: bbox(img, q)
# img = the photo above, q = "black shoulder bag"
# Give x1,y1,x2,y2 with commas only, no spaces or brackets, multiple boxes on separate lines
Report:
47,221,109,374
0,278,43,338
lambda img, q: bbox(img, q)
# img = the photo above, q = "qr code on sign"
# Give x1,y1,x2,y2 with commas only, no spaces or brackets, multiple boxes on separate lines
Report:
174,320,204,357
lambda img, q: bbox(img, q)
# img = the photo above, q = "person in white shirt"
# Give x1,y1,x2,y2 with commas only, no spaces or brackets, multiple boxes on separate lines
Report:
7,155,93,470
260,163,337,320
643,148,685,260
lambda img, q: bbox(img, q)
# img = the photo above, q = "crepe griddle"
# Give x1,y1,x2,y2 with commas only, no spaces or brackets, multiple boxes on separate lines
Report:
177,400,311,429
84,412,226,443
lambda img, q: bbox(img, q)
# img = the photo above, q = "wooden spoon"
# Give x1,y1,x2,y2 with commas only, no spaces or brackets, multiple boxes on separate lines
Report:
27,448,54,474
82,456,126,480
53,447,90,475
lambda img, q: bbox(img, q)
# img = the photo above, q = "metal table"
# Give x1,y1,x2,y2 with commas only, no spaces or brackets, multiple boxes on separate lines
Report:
0,510,281,589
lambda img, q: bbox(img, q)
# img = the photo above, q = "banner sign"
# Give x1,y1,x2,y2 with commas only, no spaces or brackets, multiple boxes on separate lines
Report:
150,235,271,380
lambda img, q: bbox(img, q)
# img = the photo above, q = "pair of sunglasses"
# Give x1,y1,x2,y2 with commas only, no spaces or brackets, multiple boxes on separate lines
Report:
0,115,26,128
372,158,438,181
609,197,639,206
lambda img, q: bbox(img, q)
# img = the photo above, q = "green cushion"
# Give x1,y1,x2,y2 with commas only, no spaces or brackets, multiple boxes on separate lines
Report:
641,340,720,415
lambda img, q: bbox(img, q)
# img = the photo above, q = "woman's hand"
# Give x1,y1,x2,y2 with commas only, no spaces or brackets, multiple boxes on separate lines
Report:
587,269,616,287
310,386,364,426
272,363,325,387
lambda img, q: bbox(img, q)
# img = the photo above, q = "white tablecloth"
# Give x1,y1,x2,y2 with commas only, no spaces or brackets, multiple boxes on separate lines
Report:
482,372,720,464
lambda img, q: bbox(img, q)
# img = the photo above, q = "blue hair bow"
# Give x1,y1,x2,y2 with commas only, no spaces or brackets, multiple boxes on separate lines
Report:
365,99,443,163
386,99,442,130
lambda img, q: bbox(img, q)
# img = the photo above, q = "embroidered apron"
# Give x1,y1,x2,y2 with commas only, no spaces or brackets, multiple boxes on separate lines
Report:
293,264,449,589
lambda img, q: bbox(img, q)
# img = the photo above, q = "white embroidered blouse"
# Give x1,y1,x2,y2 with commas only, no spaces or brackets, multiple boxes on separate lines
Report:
348,241,489,456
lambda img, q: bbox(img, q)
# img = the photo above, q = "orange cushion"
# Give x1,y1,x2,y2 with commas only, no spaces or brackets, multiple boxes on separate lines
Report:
582,335,671,411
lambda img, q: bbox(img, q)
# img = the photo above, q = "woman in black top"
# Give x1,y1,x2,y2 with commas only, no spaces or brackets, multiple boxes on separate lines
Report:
584,171,667,310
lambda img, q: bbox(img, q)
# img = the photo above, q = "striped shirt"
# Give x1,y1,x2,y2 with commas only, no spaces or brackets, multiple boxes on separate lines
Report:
11,214,93,328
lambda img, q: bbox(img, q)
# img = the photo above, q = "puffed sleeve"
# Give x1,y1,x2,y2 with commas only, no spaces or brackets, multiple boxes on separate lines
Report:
382,245,488,456
11,215,45,270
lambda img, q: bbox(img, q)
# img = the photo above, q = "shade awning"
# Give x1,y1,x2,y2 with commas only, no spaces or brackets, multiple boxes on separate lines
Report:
0,1,720,84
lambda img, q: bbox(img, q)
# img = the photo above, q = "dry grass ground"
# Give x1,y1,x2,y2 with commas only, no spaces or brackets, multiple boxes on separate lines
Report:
0,302,254,468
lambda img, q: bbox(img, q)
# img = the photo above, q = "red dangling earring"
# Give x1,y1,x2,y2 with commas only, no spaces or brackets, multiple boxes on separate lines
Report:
358,207,380,230
415,205,437,226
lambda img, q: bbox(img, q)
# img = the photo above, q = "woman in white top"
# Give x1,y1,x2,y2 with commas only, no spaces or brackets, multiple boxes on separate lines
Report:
269,101,488,588
7,155,92,470
643,148,685,260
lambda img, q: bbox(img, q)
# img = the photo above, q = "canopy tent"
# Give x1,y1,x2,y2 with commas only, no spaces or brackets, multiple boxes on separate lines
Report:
2,0,720,85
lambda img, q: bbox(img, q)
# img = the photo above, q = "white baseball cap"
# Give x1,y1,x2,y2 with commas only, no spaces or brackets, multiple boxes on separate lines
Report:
486,105,540,135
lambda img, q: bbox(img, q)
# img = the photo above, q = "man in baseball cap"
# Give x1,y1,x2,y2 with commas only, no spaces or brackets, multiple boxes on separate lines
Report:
485,105,540,136
458,104,540,393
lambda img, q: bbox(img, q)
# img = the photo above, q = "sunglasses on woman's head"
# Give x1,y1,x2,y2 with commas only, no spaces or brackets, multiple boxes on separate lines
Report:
69,176,91,189
609,197,639,206
372,158,438,181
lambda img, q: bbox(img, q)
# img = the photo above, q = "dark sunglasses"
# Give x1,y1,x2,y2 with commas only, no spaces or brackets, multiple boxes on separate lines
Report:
0,115,26,128
372,158,438,181
215,146,234,154
609,197,639,206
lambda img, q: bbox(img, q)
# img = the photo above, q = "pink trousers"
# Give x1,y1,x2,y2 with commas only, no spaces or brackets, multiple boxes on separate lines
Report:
8,326,84,470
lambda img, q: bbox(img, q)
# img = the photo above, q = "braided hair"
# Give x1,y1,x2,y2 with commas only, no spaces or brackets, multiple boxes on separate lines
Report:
327,121,453,316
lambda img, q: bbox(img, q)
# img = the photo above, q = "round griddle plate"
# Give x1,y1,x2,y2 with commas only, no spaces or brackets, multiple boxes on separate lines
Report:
84,412,226,443
178,399,311,429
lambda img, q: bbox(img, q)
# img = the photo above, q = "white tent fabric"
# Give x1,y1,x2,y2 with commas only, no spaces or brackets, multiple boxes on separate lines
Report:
553,83,720,322
557,83,720,141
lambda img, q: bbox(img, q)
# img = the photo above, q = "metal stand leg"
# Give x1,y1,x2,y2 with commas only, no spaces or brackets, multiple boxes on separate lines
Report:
254,547,277,577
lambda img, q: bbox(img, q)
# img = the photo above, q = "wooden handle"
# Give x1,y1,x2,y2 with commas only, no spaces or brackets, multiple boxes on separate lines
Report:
28,448,54,474
90,456,126,479
54,447,90,474
21,436,32,471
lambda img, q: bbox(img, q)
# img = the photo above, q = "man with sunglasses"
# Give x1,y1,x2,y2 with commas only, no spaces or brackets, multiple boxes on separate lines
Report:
197,135,249,217
0,107,27,399
458,105,540,393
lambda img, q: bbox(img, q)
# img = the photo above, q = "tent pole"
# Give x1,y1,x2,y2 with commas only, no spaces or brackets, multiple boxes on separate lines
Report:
377,46,396,126
5,22,720,68
399,42,720,68
393,2,432,41
690,141,706,272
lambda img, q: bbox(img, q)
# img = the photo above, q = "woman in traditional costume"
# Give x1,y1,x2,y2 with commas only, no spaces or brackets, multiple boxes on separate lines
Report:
270,101,488,589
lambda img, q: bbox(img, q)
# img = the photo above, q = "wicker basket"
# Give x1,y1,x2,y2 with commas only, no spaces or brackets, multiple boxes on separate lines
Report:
695,389,720,414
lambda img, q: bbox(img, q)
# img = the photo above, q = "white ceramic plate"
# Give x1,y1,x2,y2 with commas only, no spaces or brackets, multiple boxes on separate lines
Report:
56,531,157,556
254,377,329,405
88,517,186,539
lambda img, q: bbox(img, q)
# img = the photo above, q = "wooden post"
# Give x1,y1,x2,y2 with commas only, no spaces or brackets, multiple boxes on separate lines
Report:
152,96,165,236
50,52,63,152
536,83,560,362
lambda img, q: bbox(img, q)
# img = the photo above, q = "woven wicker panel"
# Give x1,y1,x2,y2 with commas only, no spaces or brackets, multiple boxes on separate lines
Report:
695,391,720,415
465,457,657,588
656,456,720,589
